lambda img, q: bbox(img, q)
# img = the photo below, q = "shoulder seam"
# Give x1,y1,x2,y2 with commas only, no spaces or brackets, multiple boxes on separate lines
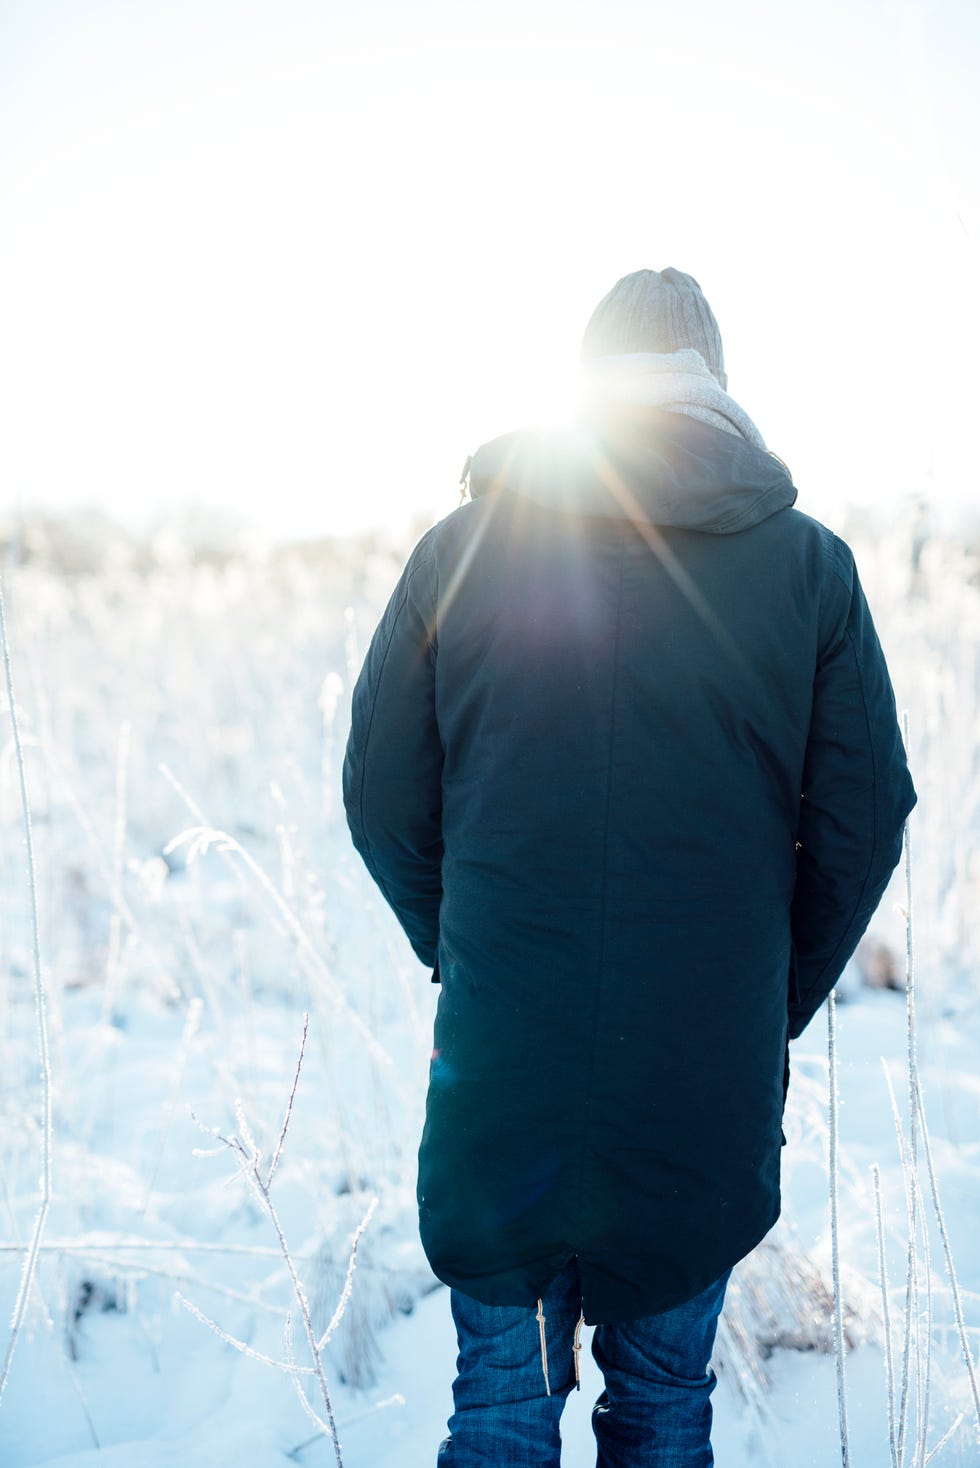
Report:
819,526,854,594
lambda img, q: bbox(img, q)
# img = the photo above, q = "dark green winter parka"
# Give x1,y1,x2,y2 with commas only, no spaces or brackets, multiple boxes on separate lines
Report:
342,405,916,1324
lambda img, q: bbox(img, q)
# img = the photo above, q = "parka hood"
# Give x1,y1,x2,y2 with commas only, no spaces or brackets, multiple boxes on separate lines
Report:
468,406,796,534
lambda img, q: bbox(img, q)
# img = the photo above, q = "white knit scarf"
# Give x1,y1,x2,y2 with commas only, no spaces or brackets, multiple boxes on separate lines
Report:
582,349,767,451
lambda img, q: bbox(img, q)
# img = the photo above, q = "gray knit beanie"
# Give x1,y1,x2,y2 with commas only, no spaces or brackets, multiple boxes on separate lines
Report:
580,268,727,390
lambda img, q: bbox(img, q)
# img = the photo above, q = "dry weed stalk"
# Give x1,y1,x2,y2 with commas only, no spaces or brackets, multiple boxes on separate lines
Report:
179,1013,378,1468
160,762,406,1103
902,715,980,1460
901,749,980,1449
868,717,980,1467
827,988,851,1468
98,718,130,1030
30,731,178,1002
902,763,930,1463
912,1065,980,1447
873,1162,899,1468
0,1237,313,1259
0,578,53,1405
290,1389,406,1460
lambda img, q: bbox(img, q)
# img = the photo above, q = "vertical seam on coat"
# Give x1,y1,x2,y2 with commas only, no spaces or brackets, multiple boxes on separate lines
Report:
351,552,435,913
794,623,879,1009
574,533,627,1231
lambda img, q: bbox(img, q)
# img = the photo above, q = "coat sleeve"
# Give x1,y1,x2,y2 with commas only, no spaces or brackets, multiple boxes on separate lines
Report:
788,537,916,1039
342,534,443,971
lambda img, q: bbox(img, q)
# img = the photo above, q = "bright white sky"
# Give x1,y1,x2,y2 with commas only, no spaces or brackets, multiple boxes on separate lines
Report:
1,0,978,541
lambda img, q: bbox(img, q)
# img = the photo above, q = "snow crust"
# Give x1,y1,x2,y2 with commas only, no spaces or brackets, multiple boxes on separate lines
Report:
1,519,977,1465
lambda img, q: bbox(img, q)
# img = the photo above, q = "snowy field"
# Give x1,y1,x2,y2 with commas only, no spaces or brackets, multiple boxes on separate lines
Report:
0,509,979,1467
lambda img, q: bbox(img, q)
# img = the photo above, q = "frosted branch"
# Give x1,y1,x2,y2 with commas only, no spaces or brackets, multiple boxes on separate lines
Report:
0,579,52,1405
827,990,850,1468
268,1013,308,1188
872,1162,899,1468
317,1196,379,1350
176,1293,314,1372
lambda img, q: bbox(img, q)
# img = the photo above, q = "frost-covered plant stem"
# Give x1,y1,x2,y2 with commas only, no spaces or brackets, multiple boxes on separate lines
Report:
99,719,131,1030
902,735,928,1464
914,1123,934,1468
900,1218,919,1454
0,1237,313,1259
882,1060,919,1468
316,1196,378,1351
827,988,850,1468
291,1392,406,1460
888,714,978,1458
160,764,404,1100
238,1161,344,1458
0,579,52,1405
35,735,178,1002
914,1070,980,1444
873,1162,899,1468
183,1016,375,1468
227,1127,345,1463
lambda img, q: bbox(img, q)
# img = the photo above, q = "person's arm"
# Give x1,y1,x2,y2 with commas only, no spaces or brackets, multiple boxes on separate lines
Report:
788,537,916,1039
342,534,443,971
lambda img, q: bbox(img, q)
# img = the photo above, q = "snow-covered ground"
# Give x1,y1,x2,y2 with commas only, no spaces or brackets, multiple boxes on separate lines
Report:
0,513,978,1466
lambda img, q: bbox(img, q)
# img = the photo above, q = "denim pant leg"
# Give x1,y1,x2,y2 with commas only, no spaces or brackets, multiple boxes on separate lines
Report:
437,1260,581,1468
591,1267,732,1468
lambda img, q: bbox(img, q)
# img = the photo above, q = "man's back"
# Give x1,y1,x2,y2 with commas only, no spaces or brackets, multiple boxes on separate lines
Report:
343,266,915,1465
344,405,914,1324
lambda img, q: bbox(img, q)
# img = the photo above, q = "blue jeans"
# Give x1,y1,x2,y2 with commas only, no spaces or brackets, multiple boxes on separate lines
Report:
437,1258,731,1467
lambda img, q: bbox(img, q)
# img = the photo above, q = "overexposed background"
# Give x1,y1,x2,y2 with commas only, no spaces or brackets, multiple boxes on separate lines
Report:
2,0,978,541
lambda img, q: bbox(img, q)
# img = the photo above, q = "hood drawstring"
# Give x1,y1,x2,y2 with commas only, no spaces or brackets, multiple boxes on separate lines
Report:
535,1298,551,1396
535,1294,586,1396
458,454,472,506
572,1311,585,1389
